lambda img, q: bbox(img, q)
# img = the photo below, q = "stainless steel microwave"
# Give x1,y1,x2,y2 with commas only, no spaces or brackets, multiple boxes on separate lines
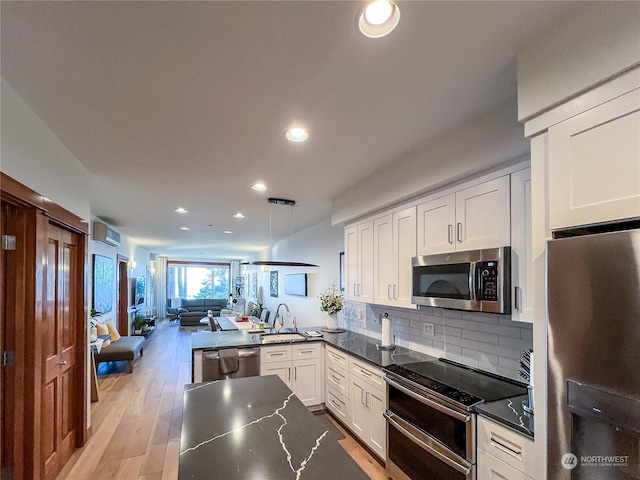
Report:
411,247,511,314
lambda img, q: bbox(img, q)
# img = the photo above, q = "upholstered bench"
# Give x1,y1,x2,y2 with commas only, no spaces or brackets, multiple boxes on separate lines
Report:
94,336,145,373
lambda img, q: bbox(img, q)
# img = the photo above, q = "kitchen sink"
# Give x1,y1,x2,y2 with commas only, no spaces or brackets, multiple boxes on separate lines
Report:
260,333,306,343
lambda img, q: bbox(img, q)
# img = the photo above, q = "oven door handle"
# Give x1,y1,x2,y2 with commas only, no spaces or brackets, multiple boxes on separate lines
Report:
385,412,472,476
385,376,471,423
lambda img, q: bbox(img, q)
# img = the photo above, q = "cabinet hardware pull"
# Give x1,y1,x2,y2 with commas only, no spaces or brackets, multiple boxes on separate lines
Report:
331,399,342,408
365,391,370,408
272,353,284,357
331,375,340,382
288,367,291,381
457,222,462,242
490,433,522,457
300,350,313,354
448,224,453,244
360,368,371,376
387,284,392,299
514,286,521,311
294,366,297,380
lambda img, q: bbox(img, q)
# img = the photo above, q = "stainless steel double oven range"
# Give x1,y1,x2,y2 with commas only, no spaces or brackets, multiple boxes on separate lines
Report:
383,359,526,480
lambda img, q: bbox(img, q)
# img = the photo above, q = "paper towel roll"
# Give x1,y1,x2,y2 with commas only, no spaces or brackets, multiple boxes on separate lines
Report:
382,315,392,346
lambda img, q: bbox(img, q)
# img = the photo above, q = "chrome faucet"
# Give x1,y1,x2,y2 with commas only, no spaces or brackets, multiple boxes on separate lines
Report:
274,303,292,332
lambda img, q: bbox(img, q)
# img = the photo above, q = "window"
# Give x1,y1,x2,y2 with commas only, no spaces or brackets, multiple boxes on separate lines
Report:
167,262,230,301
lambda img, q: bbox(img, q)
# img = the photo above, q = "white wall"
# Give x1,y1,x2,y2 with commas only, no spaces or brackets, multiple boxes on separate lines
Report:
517,2,640,121
331,98,529,225
245,217,344,328
1,78,91,221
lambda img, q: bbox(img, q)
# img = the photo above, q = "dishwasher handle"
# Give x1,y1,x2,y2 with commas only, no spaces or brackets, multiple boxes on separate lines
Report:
238,348,260,358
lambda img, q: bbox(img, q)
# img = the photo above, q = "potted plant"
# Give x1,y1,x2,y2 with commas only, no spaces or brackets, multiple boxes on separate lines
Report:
248,301,264,318
133,314,145,334
319,282,345,333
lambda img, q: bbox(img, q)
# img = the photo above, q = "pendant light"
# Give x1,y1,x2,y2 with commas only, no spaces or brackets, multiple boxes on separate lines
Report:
241,198,318,267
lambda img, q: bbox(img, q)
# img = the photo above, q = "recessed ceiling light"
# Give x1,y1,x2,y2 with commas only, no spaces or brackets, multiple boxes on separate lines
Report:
285,127,309,142
223,230,233,234
179,226,190,231
233,213,245,219
252,183,268,191
175,207,189,214
359,0,400,38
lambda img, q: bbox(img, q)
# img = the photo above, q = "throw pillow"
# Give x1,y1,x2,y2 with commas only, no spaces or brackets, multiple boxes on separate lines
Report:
95,323,110,347
105,320,121,342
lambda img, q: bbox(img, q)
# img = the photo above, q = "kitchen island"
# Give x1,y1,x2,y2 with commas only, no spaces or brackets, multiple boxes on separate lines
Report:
179,375,369,480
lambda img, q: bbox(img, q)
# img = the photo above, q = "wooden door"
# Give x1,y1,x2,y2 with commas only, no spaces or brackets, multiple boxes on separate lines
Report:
117,255,129,335
41,223,79,480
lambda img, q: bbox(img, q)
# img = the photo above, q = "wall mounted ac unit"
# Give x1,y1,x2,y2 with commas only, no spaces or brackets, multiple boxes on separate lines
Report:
93,222,121,247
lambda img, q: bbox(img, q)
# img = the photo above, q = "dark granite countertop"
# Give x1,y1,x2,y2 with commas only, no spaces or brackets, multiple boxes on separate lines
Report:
475,394,534,439
179,375,369,480
192,326,436,369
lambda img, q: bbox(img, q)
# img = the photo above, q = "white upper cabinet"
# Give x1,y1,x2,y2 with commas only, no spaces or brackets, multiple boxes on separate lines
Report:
417,176,511,255
548,88,640,229
373,206,416,308
344,221,374,302
511,168,533,323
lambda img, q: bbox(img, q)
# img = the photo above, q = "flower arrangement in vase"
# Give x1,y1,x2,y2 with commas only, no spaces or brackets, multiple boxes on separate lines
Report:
320,283,345,333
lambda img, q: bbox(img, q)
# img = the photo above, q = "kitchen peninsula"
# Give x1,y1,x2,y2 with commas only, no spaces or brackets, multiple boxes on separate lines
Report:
179,375,369,480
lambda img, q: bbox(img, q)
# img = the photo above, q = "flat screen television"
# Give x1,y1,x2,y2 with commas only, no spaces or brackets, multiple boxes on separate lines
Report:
134,276,146,306
285,273,307,296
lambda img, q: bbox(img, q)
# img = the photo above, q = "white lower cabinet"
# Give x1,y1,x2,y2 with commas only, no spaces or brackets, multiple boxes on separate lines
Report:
348,359,386,460
260,343,324,407
477,416,535,480
324,346,386,461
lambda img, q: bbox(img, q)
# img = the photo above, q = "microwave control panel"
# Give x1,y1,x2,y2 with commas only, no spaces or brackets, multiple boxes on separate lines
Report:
477,261,498,301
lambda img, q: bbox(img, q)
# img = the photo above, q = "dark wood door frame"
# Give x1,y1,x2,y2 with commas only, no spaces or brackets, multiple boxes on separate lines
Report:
1,173,88,480
117,254,130,335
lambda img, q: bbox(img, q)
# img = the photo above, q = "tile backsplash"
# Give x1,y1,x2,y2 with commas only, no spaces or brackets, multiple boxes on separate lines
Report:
337,301,532,382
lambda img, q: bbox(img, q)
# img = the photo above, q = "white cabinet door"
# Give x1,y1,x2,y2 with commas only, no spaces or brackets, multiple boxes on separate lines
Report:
511,168,533,323
349,379,367,440
326,387,350,425
261,361,291,388
344,225,359,301
293,360,322,406
548,88,640,229
357,221,375,303
367,386,386,460
417,193,456,255
373,214,394,305
345,221,375,302
455,176,511,251
391,206,417,308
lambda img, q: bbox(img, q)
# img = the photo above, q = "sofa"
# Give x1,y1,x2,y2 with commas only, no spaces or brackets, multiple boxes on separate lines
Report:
178,298,228,326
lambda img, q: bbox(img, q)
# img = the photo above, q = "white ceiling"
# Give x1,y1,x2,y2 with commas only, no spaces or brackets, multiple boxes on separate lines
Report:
1,1,581,259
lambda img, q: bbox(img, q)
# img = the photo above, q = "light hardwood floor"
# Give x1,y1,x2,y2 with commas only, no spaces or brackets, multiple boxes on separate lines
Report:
57,319,388,480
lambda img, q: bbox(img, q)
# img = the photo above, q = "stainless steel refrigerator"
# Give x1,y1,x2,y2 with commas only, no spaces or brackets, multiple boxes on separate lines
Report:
547,227,640,479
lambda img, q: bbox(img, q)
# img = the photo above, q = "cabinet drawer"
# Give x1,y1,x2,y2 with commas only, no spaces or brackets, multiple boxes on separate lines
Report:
293,342,322,360
350,357,384,389
477,448,533,480
477,416,535,478
326,345,349,370
261,345,292,364
326,386,350,426
326,365,349,397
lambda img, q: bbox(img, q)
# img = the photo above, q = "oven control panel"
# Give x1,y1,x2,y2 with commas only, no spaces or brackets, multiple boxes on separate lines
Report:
385,365,483,408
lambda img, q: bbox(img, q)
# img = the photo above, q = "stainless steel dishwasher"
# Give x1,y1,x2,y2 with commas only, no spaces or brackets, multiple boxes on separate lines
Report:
202,347,261,381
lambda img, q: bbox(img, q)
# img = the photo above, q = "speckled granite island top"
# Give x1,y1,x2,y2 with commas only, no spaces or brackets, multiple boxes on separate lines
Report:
475,394,534,439
179,375,369,480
